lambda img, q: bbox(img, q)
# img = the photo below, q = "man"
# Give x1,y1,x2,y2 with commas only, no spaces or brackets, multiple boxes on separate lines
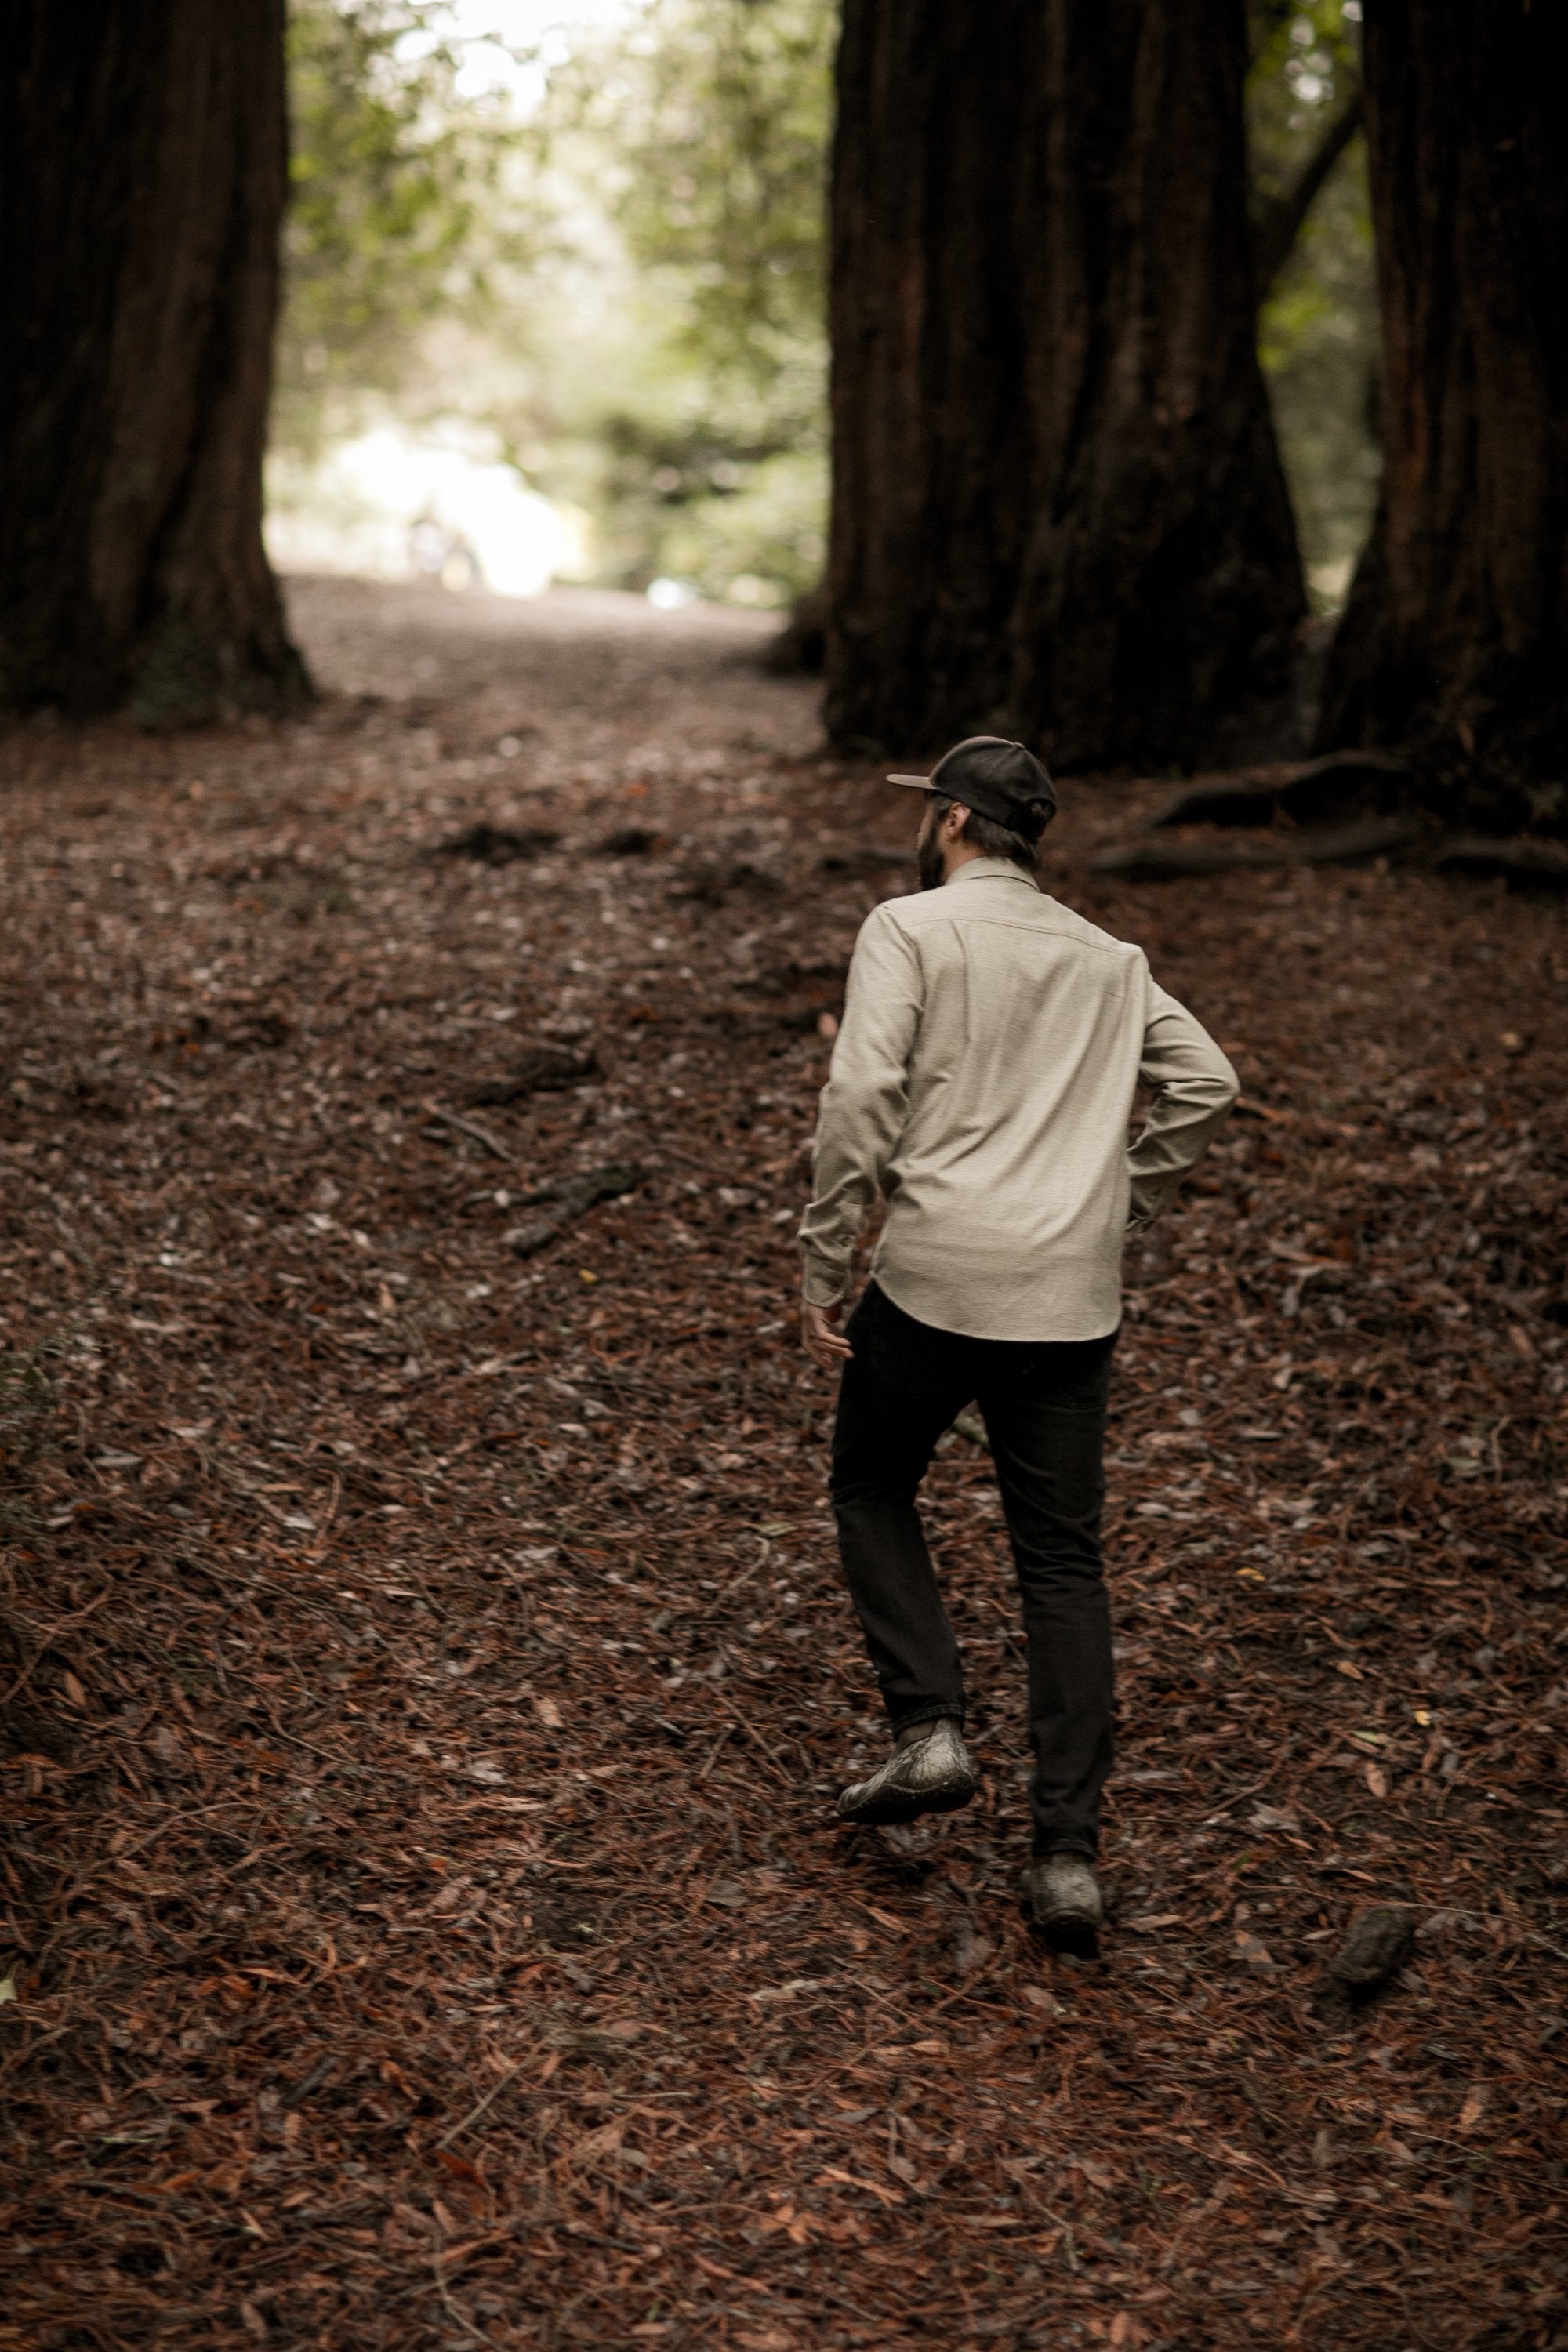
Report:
799,737,1237,1955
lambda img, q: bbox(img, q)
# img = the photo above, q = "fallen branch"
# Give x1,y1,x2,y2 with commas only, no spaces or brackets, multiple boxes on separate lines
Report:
422,1102,511,1160
436,822,558,865
504,1163,640,1256
1091,814,1422,880
1429,834,1568,890
437,2063,524,2150
1144,751,1410,833
467,1044,600,1106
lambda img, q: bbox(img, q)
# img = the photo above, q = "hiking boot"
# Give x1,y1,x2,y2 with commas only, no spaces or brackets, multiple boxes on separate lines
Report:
835,1719,977,1828
1022,1853,1104,1958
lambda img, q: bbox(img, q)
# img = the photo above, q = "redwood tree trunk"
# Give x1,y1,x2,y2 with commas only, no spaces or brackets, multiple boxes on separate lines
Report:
1316,0,1567,829
826,0,1304,770
0,2,308,724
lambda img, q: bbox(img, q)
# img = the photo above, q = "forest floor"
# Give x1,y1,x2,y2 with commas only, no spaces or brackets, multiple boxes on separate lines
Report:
2,575,1566,2352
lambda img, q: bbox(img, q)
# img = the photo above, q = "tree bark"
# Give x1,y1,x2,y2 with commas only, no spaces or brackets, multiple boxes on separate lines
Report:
1316,0,1568,829
0,2,308,724
826,0,1304,770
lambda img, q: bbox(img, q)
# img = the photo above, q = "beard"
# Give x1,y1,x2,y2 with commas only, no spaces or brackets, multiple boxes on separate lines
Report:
916,815,946,892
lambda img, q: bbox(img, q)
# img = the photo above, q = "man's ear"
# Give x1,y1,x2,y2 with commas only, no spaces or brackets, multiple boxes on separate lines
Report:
945,801,971,836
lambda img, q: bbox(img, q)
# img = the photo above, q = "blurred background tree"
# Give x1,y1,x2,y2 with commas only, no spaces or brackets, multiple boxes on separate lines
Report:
3,0,307,722
532,0,833,604
271,0,1374,622
276,0,532,457
826,0,1307,767
1316,0,1566,826
1248,0,1381,612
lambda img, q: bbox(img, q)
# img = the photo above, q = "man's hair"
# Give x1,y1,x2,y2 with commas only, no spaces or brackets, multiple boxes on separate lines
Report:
929,793,1047,874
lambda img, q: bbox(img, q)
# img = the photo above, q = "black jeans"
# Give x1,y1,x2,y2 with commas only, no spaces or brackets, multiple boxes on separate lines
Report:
830,1283,1117,1859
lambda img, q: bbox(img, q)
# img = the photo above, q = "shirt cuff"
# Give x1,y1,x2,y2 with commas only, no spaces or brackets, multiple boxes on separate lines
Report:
1127,1171,1176,1229
801,1261,846,1310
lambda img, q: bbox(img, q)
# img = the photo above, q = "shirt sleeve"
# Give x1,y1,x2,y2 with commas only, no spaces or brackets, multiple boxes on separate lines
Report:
1127,970,1240,1229
798,905,924,1307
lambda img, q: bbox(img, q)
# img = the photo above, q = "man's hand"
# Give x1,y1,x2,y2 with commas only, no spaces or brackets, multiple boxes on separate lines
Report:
801,1300,853,1372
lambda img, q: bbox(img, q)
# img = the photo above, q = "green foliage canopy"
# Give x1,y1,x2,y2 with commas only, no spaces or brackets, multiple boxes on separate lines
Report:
583,0,832,377
534,0,835,601
1247,0,1362,212
277,0,528,456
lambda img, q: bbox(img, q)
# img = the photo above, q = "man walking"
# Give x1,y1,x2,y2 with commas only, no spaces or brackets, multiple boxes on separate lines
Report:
800,738,1237,1953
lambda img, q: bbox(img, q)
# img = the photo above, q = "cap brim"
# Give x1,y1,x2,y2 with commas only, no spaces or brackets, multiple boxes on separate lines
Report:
887,772,935,790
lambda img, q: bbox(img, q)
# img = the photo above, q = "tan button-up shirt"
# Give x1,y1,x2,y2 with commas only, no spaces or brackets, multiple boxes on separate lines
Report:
800,859,1238,1341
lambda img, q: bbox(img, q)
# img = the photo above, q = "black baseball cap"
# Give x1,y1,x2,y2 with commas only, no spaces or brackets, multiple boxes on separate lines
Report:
889,735,1057,833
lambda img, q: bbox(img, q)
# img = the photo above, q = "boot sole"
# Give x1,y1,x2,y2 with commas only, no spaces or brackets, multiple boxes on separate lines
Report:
836,1776,978,1829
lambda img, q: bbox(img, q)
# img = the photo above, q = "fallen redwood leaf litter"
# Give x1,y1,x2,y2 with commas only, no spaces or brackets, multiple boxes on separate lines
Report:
2,579,1565,2350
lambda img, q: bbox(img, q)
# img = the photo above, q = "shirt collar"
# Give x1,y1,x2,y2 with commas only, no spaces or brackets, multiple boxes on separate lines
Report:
945,857,1040,892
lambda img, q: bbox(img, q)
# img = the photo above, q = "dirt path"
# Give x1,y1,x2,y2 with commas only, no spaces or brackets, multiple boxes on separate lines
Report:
2,577,1565,2350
